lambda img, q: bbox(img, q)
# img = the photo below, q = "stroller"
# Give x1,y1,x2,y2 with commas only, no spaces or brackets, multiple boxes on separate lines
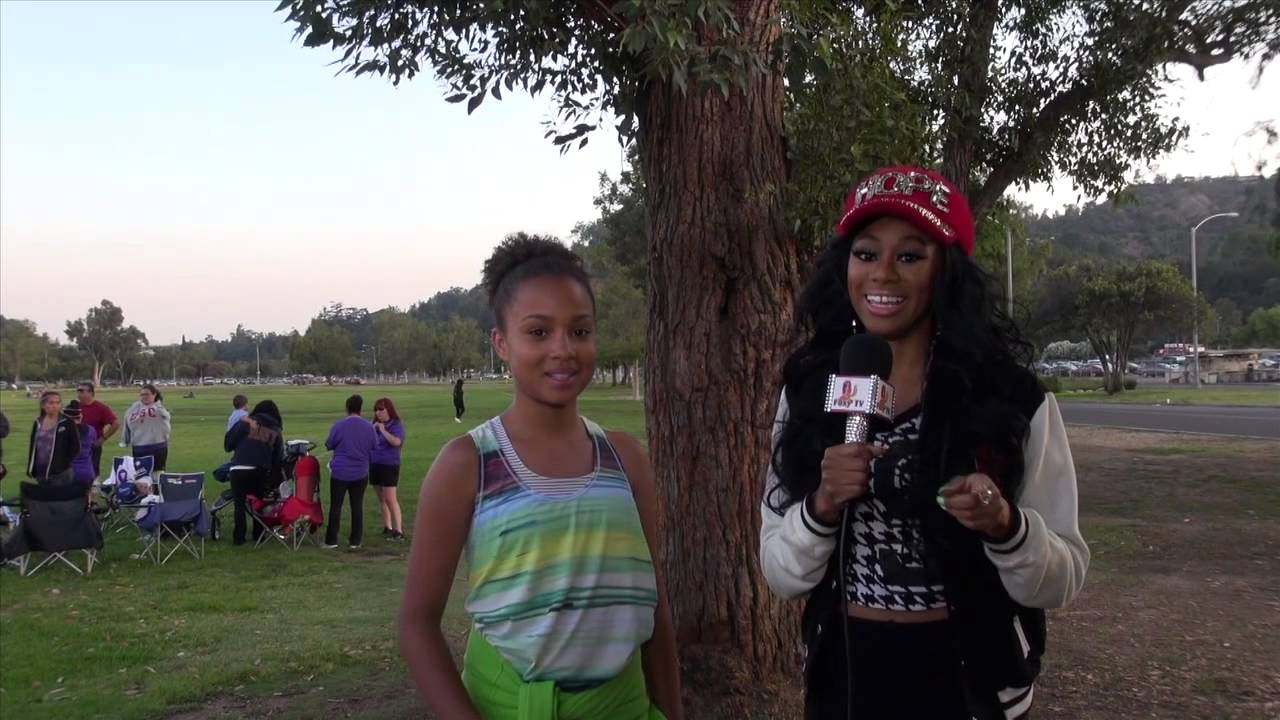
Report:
211,440,323,549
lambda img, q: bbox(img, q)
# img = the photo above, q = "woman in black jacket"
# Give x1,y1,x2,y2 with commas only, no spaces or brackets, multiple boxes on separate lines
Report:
760,166,1088,720
27,391,80,484
223,400,285,546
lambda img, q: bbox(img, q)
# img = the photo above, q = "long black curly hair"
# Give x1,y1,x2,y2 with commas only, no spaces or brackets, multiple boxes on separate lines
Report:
767,229,1042,515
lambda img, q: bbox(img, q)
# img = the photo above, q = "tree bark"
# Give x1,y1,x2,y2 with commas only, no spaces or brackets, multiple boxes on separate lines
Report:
638,0,802,700
940,0,999,199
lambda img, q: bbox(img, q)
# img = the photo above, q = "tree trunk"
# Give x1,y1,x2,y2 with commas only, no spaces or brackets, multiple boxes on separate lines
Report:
92,359,103,389
941,0,999,201
631,360,641,402
639,0,802,702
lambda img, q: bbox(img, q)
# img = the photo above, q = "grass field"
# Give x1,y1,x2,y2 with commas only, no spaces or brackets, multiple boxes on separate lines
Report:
2,384,1277,719
0,382,642,720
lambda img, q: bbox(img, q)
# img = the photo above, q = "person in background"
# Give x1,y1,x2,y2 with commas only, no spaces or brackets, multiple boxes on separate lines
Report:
26,391,79,484
0,410,9,482
324,394,377,549
76,382,118,480
123,384,172,472
370,397,407,541
62,401,98,486
228,394,250,431
452,378,465,423
224,400,285,546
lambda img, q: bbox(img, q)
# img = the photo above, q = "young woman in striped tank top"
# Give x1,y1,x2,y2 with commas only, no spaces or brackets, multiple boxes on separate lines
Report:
399,234,684,720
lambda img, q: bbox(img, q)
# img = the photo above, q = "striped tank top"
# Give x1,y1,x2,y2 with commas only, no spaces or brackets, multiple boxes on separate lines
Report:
464,416,658,687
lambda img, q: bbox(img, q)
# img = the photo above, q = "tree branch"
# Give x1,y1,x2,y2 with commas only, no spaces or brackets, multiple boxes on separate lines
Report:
577,0,625,32
1165,47,1235,79
970,0,1229,217
971,76,1099,218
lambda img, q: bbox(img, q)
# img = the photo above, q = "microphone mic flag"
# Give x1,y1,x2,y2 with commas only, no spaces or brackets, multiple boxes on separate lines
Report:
826,335,896,444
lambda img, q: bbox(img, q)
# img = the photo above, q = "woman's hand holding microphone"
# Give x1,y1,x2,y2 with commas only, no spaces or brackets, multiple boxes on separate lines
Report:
810,443,885,525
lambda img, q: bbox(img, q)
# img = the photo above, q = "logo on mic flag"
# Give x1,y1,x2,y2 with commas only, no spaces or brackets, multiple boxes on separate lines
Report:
824,375,895,419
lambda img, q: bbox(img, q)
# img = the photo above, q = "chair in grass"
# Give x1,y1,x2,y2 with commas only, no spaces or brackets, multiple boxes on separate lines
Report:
2,481,103,576
134,472,210,565
96,455,156,534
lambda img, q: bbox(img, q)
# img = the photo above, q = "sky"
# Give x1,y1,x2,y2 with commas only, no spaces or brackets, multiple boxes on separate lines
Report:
1,1,1276,345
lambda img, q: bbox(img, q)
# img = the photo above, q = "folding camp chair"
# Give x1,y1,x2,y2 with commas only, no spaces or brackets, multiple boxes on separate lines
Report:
135,472,210,565
96,456,156,534
246,479,295,549
2,482,103,576
254,440,326,550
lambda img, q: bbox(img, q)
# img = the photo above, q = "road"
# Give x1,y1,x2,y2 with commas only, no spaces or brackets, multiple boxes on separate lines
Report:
1058,402,1280,440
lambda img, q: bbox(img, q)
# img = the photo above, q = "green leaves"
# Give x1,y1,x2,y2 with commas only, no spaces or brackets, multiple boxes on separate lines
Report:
274,0,770,148
1036,259,1202,391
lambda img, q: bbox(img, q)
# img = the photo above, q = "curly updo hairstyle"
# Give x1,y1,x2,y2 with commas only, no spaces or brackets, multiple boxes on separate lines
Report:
482,232,595,329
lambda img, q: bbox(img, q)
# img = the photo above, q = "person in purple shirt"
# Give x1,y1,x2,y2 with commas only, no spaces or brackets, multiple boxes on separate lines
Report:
370,397,407,541
62,401,97,486
324,394,377,549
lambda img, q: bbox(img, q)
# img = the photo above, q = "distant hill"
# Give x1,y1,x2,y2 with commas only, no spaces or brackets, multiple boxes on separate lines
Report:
1027,174,1280,316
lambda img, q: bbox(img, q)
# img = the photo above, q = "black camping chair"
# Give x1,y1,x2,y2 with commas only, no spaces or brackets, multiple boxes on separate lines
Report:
2,482,103,576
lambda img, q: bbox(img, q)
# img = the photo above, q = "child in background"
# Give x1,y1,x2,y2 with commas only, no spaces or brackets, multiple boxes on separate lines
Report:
227,394,250,431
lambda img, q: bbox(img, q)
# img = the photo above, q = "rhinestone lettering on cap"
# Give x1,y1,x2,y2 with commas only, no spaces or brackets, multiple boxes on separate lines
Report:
853,170,951,214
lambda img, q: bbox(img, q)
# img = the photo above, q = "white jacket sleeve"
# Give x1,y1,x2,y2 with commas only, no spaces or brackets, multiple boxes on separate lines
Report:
984,393,1090,609
759,390,840,600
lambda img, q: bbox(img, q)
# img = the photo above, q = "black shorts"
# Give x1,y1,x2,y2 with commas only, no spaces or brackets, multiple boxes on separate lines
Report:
369,462,401,488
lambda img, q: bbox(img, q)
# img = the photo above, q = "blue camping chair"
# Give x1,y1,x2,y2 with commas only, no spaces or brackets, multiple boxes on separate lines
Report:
135,472,210,565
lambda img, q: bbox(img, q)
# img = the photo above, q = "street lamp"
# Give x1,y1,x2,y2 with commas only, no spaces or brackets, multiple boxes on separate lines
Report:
1190,212,1239,388
990,219,1014,317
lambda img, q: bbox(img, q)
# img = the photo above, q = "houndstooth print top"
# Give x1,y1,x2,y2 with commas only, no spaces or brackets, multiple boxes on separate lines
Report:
843,405,948,611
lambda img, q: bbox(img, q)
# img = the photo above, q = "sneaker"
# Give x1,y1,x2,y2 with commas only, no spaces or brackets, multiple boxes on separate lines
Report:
349,544,361,550
390,531,405,542
321,543,339,549
382,527,393,537
454,418,461,423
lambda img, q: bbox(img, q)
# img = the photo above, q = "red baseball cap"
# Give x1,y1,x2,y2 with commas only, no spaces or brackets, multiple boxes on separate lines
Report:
834,165,975,256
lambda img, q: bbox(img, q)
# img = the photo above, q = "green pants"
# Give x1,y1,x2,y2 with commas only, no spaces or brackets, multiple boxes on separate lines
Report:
461,630,666,720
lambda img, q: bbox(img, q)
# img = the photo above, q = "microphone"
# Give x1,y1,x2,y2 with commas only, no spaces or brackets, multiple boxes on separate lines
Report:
825,335,895,443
